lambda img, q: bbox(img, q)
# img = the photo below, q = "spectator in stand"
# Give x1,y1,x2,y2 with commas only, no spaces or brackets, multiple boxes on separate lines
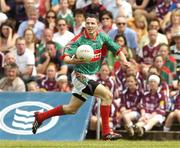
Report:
44,9,57,33
161,8,180,32
0,52,4,78
107,34,133,73
76,0,91,9
35,28,63,65
0,19,19,53
56,0,74,28
0,63,26,92
2,0,27,30
139,19,168,50
37,41,67,75
163,79,180,132
37,63,58,91
140,28,160,66
158,43,176,85
69,9,85,35
68,0,77,13
17,6,45,40
106,0,132,19
108,16,138,56
153,55,173,87
170,26,180,78
23,27,37,54
12,37,36,82
83,0,106,16
120,74,143,137
99,10,117,34
1,52,16,77
53,18,75,47
56,74,71,92
27,81,41,92
134,74,167,137
129,0,157,20
156,0,178,26
128,13,148,47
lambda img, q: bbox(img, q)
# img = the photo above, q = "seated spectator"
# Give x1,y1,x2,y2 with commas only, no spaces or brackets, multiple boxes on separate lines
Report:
53,18,75,47
99,10,117,34
106,0,132,19
163,79,180,131
27,80,46,92
56,0,74,28
37,63,58,91
120,74,143,137
35,28,63,65
140,28,160,65
108,16,138,55
170,26,180,78
134,74,167,137
37,41,67,75
130,0,157,20
128,13,148,47
0,51,4,77
0,63,26,92
12,37,36,82
83,0,106,16
68,0,77,13
0,19,18,53
158,43,176,84
153,55,173,86
44,9,57,32
56,74,71,92
69,8,85,35
139,19,168,50
23,27,37,54
17,6,45,40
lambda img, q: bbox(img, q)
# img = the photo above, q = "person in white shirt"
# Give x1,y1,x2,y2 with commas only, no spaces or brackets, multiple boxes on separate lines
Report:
12,37,36,81
53,18,75,47
106,0,132,19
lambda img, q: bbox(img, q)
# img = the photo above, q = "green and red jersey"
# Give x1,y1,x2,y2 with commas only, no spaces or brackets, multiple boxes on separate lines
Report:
62,30,122,74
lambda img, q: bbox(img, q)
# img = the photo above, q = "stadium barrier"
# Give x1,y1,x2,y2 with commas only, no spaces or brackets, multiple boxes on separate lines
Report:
0,92,94,141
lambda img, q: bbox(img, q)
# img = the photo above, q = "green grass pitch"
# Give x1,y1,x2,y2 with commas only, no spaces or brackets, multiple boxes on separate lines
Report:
1,140,180,148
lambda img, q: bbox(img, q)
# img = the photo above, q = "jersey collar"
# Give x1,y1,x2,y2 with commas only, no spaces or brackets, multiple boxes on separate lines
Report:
84,29,99,40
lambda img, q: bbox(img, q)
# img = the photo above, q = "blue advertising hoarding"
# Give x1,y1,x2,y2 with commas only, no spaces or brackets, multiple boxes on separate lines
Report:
0,92,94,141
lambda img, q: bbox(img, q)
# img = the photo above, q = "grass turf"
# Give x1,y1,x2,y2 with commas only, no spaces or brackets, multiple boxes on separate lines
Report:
1,140,180,148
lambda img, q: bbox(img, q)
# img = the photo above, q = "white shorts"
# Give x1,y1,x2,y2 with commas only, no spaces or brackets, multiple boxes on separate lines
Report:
144,113,165,124
71,71,98,100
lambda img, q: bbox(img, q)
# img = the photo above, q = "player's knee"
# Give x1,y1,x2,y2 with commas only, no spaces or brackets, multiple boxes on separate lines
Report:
63,106,79,114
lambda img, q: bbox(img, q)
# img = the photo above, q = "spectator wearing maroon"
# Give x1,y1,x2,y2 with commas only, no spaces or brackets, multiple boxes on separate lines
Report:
120,74,143,137
140,28,160,66
135,74,167,137
37,63,58,91
83,0,106,16
164,79,180,131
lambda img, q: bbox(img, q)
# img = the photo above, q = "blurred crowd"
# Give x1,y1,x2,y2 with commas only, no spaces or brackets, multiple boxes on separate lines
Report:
0,0,180,136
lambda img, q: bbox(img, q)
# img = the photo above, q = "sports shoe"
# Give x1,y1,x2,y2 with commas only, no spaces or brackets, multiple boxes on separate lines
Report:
134,126,144,137
32,112,42,134
102,132,122,140
125,125,134,137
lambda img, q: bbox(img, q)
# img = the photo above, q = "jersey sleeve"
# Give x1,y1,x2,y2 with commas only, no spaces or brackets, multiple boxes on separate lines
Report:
101,32,122,55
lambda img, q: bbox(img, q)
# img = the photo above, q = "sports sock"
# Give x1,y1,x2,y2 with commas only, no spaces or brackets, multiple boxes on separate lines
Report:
38,105,64,123
100,105,111,135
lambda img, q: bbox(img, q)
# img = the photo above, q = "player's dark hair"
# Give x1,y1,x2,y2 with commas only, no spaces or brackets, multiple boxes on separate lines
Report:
85,13,99,22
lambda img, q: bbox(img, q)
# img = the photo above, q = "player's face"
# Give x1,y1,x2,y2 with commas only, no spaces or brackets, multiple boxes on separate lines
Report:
85,17,98,34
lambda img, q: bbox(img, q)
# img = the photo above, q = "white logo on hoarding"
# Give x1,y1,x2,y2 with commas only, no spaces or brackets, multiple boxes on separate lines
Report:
0,101,59,135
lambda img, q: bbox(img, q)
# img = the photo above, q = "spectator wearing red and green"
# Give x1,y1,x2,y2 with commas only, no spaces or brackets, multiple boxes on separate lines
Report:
158,43,176,82
170,26,180,79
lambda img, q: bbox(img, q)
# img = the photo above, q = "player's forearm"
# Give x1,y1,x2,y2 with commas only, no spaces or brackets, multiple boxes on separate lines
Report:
119,51,128,64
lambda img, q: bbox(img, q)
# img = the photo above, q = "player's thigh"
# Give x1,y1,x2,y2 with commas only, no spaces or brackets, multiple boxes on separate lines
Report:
94,83,112,100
